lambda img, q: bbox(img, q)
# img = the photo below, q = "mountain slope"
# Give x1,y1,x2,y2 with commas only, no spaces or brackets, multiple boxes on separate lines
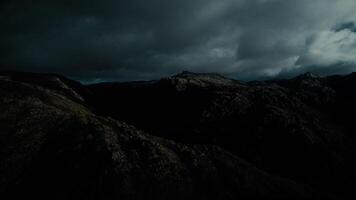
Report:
87,71,356,199
0,72,329,199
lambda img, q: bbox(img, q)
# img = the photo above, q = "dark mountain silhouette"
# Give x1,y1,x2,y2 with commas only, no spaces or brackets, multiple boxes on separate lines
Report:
1,70,356,199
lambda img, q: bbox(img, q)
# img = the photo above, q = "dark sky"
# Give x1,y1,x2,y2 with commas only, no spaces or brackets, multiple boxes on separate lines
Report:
1,0,356,82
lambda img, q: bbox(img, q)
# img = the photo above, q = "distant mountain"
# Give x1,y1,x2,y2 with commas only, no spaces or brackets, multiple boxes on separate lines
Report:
1,71,356,199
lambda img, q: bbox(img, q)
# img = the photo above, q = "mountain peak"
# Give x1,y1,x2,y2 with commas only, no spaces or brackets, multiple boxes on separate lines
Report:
177,70,197,76
173,71,220,78
168,71,239,89
296,72,321,79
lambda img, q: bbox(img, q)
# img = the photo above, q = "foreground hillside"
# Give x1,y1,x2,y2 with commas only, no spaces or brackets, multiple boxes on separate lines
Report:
1,71,356,199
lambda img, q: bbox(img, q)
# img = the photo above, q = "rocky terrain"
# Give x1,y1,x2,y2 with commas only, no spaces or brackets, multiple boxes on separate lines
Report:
1,70,356,199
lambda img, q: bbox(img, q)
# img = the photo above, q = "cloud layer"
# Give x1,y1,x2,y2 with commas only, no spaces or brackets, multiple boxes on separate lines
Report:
1,0,356,81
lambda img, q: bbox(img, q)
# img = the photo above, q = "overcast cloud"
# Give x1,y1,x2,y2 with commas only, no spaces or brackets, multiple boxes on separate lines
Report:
1,0,356,81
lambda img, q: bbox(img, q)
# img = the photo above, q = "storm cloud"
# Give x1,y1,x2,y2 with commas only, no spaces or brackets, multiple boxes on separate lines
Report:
1,0,356,81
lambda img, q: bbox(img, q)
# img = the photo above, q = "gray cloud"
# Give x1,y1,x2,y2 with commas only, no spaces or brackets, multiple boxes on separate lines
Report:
1,0,356,81
334,22,356,32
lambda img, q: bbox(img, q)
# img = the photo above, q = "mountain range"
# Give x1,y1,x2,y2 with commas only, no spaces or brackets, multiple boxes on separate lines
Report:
1,70,356,199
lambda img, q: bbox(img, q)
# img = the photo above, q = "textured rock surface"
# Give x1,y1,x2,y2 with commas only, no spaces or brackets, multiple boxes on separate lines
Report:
1,71,356,199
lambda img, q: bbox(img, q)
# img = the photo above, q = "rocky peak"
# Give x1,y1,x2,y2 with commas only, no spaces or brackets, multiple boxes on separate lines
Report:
295,72,321,80
164,71,240,90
